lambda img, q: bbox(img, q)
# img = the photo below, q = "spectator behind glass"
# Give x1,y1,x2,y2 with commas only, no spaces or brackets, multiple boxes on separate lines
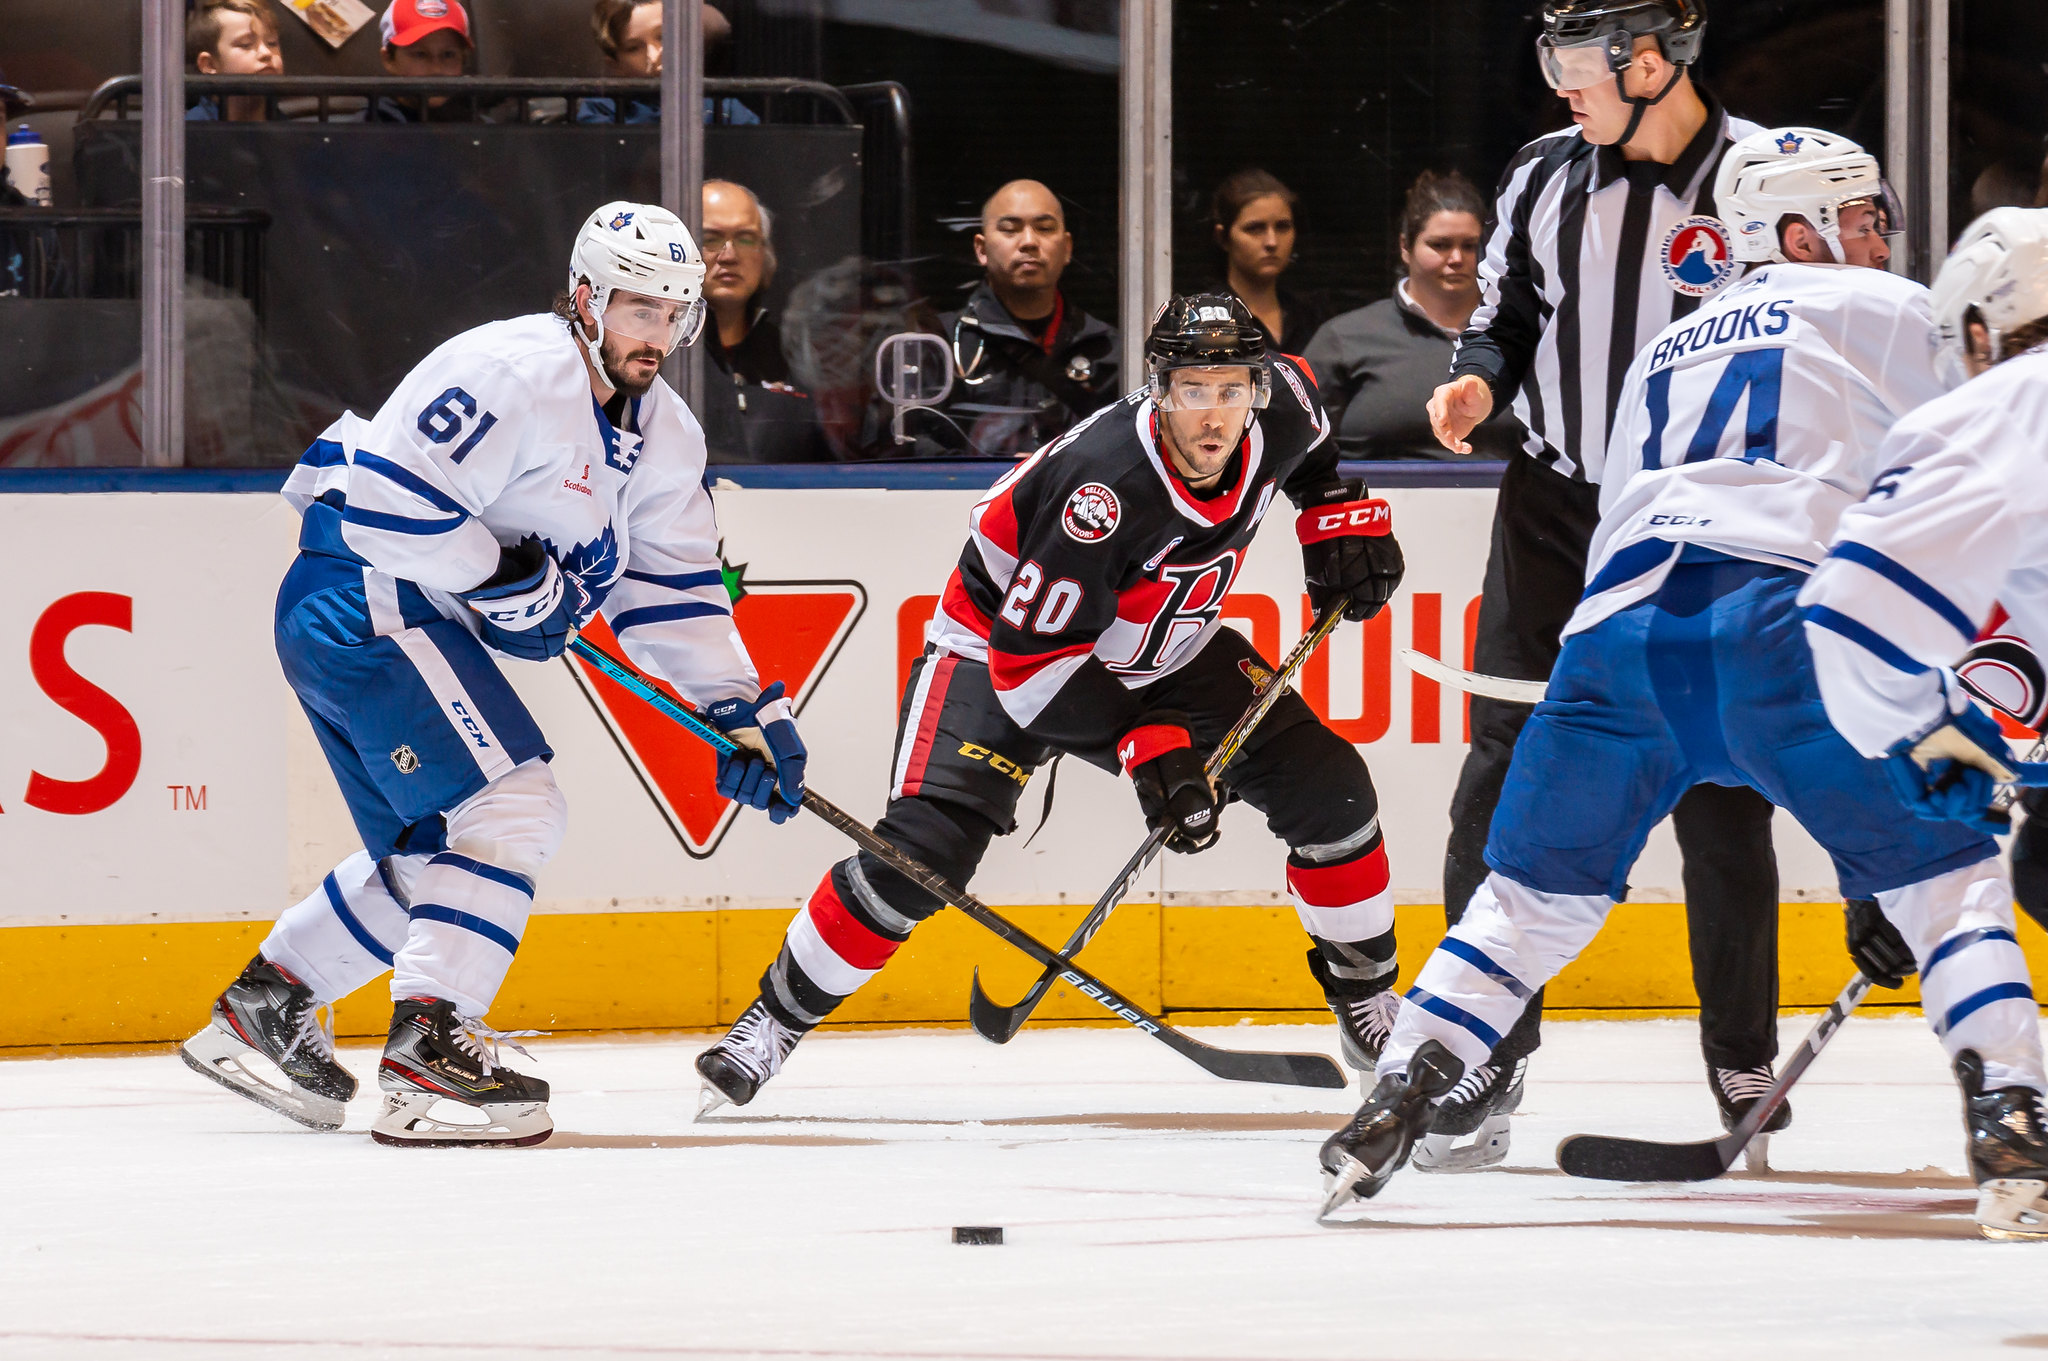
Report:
186,0,283,123
698,179,828,462
1302,170,1524,461
577,2,759,126
932,178,1119,457
375,0,473,123
1212,168,1323,353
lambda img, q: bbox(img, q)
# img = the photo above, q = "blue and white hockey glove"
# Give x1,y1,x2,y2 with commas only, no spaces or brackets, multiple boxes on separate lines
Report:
1883,697,2048,835
705,681,807,824
461,537,590,662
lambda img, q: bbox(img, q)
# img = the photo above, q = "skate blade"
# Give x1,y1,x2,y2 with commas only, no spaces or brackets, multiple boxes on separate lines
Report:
180,1026,347,1132
1742,1133,1771,1174
370,1090,552,1148
1976,1178,2048,1240
1318,1156,1374,1219
695,1081,732,1119
1413,1114,1511,1173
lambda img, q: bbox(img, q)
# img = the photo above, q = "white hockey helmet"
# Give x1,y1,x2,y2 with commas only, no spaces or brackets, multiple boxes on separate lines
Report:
1715,126,1900,264
1930,206,2048,388
567,200,708,355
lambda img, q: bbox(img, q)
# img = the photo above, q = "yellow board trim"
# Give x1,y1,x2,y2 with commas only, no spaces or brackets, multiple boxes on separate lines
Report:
8,901,2048,1048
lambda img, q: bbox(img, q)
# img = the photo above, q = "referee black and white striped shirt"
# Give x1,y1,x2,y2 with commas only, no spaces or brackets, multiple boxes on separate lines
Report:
1452,92,1762,483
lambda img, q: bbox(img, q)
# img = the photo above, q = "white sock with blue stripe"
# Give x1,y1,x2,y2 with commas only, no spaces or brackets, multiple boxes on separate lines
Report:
391,852,535,1017
262,850,409,1004
1881,858,2047,1094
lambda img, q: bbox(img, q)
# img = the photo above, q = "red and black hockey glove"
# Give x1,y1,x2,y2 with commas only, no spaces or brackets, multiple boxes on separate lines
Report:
1298,481,1404,623
1118,716,1220,854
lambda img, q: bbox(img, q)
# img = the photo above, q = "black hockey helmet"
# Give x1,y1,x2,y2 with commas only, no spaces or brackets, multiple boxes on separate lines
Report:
1538,1,1706,149
1144,293,1271,411
1540,0,1706,70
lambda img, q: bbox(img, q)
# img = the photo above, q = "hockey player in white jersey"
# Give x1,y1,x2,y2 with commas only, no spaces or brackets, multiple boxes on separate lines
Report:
1800,206,2048,1238
1322,131,2048,1237
180,201,807,1146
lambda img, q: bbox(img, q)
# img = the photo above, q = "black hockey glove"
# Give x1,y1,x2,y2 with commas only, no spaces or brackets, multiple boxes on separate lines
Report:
460,537,590,662
1298,481,1404,623
1844,898,1915,989
1119,717,1220,854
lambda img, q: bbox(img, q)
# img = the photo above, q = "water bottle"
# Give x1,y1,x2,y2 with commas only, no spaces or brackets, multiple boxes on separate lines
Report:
6,124,51,206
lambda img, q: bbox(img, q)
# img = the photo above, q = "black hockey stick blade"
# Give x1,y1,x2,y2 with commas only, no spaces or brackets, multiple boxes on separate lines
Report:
1556,972,1872,1182
966,605,1349,1044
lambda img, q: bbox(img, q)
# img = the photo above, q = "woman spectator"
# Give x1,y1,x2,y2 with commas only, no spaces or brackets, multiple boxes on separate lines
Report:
1211,169,1323,353
1302,169,1524,460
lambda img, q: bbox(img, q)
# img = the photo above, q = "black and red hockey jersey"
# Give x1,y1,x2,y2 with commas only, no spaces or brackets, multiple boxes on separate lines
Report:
925,354,1342,755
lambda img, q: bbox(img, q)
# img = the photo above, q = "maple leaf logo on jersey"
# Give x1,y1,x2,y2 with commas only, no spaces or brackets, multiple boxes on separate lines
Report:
563,554,865,857
544,523,622,614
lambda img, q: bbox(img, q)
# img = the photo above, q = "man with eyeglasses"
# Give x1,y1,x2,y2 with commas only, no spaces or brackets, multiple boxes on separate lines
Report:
1414,0,1799,1173
695,179,825,461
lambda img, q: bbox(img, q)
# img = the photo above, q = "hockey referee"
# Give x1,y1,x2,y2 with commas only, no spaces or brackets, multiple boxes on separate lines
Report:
1420,0,1789,1169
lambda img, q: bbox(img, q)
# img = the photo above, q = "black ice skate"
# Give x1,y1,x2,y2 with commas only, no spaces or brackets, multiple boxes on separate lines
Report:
696,999,800,1115
1711,1063,1792,1173
1414,1057,1526,1173
1306,948,1401,1074
372,997,551,1147
1956,1048,2048,1240
180,955,358,1131
1318,1040,1462,1216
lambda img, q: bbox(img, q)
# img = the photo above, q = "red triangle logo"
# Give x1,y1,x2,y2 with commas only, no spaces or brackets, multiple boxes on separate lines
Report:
565,578,866,857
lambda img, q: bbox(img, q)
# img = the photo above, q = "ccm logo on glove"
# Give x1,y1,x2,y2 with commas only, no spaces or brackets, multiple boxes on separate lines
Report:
1296,499,1392,543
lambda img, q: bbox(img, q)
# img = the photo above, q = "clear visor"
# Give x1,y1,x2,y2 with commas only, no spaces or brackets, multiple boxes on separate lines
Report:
1536,34,1624,91
602,290,706,355
1150,363,1271,412
1836,183,1905,240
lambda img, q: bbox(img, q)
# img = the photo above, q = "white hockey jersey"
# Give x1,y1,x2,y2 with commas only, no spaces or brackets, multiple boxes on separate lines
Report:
1800,347,2048,757
281,313,759,705
1566,262,1946,636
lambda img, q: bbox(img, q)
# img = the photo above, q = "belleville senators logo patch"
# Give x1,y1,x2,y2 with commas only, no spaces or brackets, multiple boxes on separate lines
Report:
1062,482,1121,543
564,557,865,858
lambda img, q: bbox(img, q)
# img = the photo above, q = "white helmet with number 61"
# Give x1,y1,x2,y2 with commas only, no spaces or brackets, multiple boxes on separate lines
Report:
1715,126,1899,265
568,200,708,356
1931,206,2048,389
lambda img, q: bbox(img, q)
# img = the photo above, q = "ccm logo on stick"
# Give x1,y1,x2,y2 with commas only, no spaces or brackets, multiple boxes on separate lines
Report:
1296,499,1392,543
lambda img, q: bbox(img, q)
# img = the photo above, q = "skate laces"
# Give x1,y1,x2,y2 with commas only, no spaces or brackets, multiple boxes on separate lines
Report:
1346,991,1401,1044
279,998,338,1067
1440,1063,1500,1110
719,1004,796,1081
1716,1066,1775,1103
452,1016,544,1071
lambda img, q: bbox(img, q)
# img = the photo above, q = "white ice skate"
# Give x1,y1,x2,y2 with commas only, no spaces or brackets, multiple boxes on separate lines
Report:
1413,1057,1524,1173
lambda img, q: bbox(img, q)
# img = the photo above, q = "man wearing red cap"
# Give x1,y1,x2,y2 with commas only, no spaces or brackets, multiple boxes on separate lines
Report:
375,0,472,122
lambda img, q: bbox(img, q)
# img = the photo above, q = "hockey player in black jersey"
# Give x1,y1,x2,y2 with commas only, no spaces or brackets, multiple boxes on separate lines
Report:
697,295,1408,1110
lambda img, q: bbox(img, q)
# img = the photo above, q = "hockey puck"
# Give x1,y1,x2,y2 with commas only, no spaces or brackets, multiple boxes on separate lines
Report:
952,1226,1003,1245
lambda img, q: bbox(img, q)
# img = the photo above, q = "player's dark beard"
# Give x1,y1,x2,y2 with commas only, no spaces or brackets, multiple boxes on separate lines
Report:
600,338,666,397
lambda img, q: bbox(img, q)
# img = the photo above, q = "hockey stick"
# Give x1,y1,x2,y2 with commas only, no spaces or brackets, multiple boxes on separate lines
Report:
1397,648,1548,705
566,635,1347,1090
968,602,1351,1044
1555,971,1873,1181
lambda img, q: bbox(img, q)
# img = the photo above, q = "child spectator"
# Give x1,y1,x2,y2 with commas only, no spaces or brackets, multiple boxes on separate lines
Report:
576,2,757,126
186,0,284,123
375,0,473,123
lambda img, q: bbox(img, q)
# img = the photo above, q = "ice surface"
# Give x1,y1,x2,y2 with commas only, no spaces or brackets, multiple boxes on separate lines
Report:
3,1015,2045,1360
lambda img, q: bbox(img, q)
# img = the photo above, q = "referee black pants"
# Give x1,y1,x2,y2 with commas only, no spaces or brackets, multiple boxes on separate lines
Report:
1443,454,1782,1073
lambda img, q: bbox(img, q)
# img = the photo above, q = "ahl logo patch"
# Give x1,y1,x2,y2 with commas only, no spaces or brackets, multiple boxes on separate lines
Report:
1775,131,1805,155
1662,217,1735,297
390,744,420,774
1062,482,1121,543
